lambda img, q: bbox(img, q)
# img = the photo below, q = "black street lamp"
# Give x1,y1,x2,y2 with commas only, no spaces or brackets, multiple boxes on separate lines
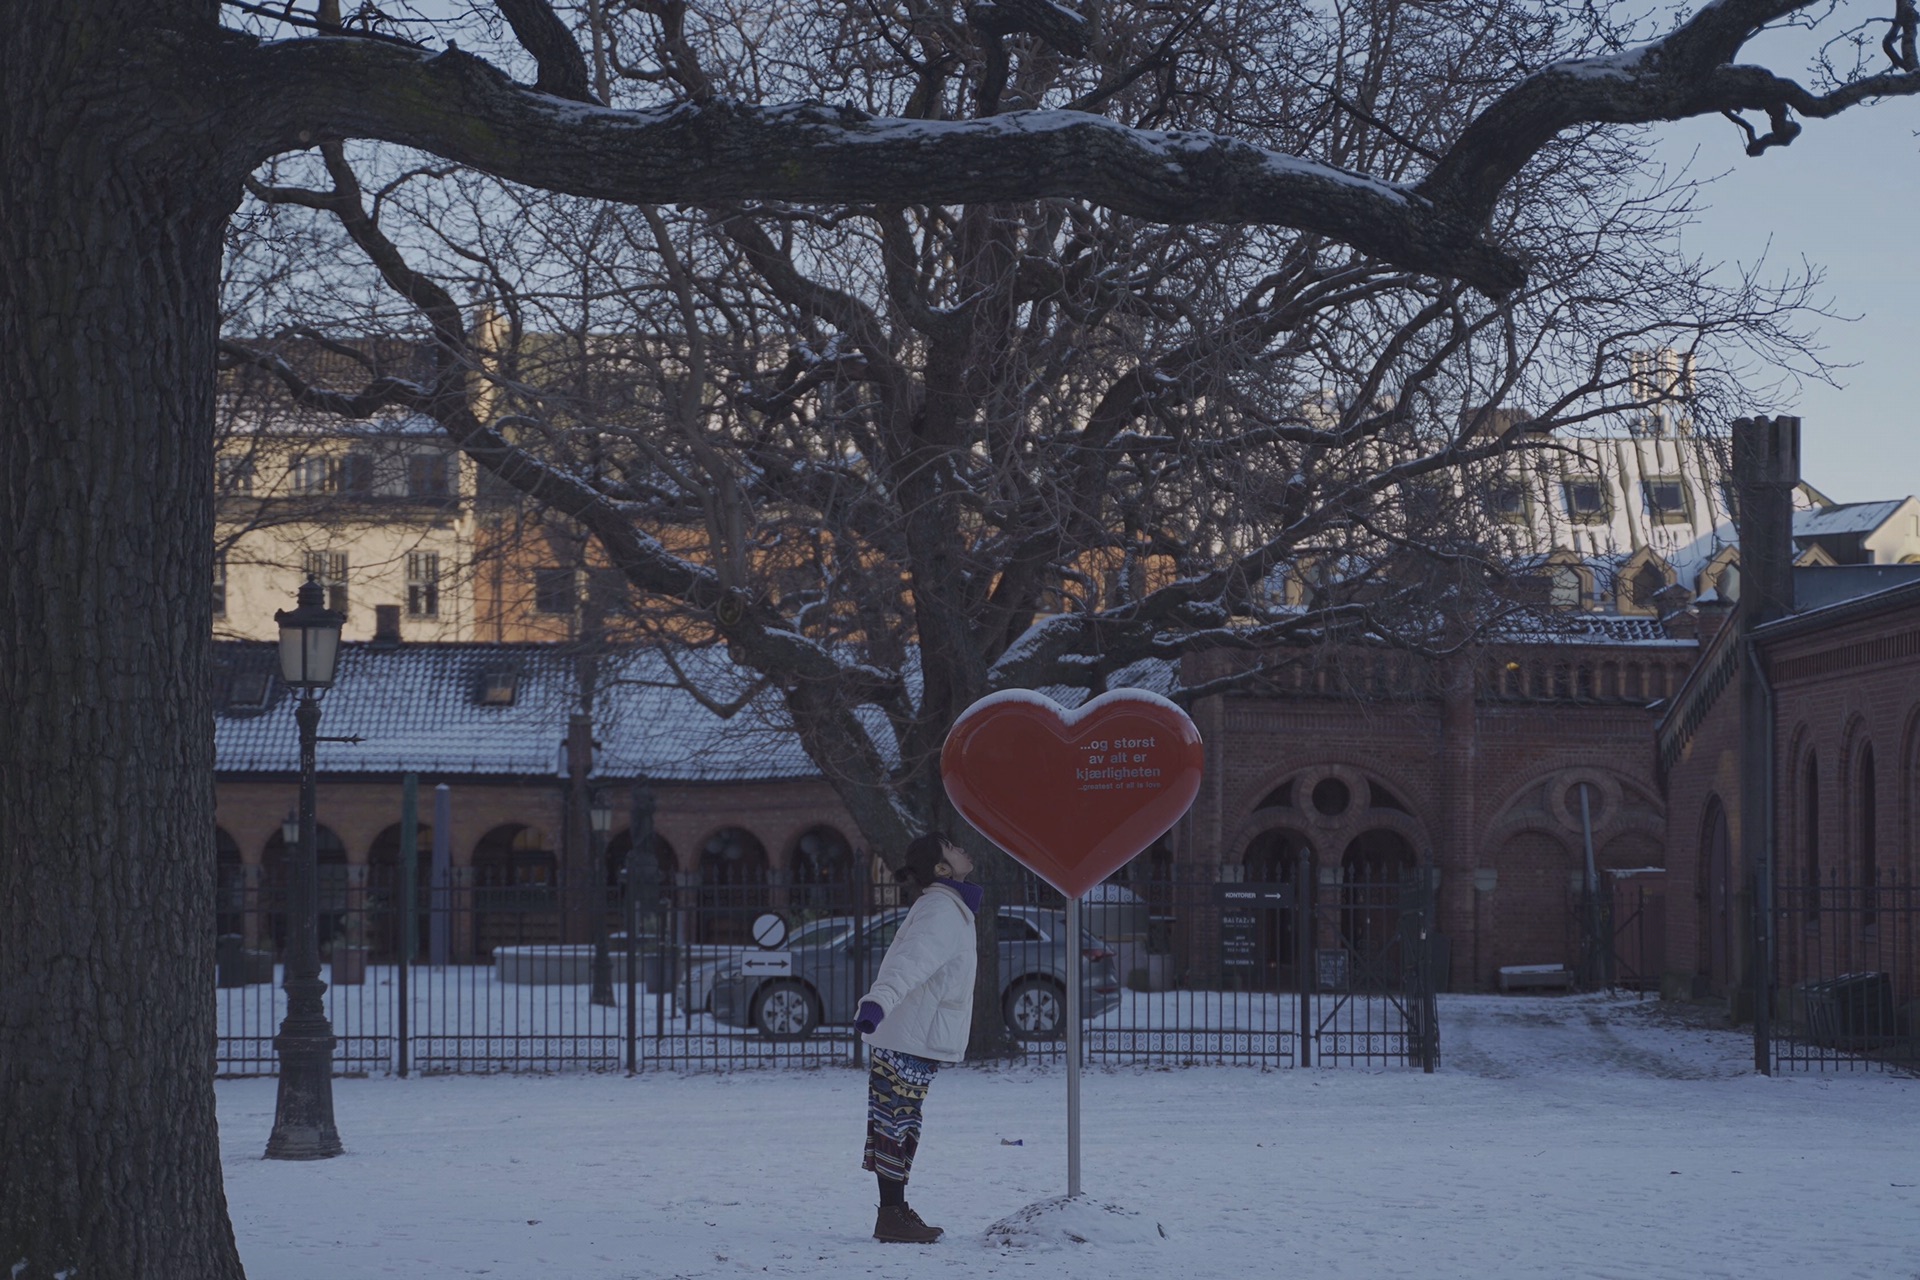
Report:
266,576,348,1160
625,780,658,1070
589,792,616,1008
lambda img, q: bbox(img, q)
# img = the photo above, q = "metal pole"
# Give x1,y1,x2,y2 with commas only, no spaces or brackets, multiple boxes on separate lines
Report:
398,773,417,1078
628,781,657,1050
1297,847,1311,1068
266,692,343,1159
1065,892,1082,1199
430,785,451,965
1745,640,1776,1075
1579,784,1602,988
624,789,640,1074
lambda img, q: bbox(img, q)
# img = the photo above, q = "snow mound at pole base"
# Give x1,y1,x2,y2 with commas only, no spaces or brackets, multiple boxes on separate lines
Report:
984,1195,1167,1249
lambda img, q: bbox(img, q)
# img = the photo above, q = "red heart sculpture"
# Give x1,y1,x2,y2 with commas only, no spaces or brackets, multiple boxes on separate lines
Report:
941,689,1205,898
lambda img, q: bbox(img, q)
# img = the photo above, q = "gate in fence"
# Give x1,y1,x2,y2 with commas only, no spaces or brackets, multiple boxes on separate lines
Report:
215,863,1440,1075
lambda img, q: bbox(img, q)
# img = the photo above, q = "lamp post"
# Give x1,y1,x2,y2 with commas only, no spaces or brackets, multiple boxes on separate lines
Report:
626,780,659,1061
266,576,348,1160
588,792,616,1008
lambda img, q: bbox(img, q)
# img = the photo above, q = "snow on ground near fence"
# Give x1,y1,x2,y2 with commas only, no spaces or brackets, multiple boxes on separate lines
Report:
217,994,1920,1280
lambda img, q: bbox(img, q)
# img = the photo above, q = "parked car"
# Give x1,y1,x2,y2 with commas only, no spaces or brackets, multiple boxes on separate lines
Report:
681,915,863,1011
709,905,1122,1039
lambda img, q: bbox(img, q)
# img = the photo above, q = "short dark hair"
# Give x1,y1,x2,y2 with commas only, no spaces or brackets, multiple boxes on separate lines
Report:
897,832,951,886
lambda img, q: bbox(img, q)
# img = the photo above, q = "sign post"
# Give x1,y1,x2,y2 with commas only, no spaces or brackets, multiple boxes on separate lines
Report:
941,688,1204,1201
1065,893,1082,1197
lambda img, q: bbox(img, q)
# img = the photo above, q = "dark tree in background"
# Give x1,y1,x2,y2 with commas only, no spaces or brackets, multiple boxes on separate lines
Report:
4,0,1918,1275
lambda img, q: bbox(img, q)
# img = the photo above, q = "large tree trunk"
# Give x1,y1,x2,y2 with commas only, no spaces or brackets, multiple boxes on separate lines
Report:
0,7,247,1277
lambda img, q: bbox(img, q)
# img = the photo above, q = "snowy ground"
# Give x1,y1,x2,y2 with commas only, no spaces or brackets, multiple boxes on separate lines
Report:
217,993,1920,1280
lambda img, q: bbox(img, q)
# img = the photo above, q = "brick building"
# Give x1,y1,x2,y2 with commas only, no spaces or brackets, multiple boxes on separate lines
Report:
1658,574,1920,1004
213,639,869,958
1173,622,1695,990
215,617,1702,989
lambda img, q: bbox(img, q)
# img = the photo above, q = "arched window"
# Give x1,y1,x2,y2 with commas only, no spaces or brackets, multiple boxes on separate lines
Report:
472,823,557,888
791,825,854,913
1550,566,1583,610
1858,744,1878,927
261,822,349,950
1803,753,1822,925
368,821,434,960
1698,799,1732,983
215,827,244,937
698,827,770,943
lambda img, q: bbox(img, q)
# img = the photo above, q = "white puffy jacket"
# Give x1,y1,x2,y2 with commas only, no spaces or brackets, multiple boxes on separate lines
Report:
859,883,978,1063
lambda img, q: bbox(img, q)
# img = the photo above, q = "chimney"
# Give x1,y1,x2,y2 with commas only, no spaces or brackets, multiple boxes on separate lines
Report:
372,604,403,648
1731,416,1799,627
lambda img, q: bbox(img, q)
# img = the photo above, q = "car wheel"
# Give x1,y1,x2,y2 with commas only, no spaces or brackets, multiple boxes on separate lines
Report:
1003,977,1066,1039
752,980,819,1039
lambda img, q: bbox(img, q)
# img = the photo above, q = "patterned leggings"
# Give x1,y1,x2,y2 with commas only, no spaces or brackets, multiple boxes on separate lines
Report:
861,1047,940,1184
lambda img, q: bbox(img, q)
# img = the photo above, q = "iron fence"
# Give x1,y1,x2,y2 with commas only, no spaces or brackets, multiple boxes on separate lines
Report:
214,863,1439,1075
1769,873,1920,1073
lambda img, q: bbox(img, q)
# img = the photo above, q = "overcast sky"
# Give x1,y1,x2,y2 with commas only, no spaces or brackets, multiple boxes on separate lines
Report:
1656,88,1920,505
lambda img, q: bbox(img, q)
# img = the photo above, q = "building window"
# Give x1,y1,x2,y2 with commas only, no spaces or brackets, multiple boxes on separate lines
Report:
477,668,519,706
1549,566,1584,610
1561,478,1607,522
1487,483,1527,521
304,551,349,616
338,452,375,497
1858,744,1877,927
407,552,440,618
407,451,452,499
1641,478,1690,524
1629,562,1666,609
534,567,575,615
212,555,227,618
1804,752,1821,925
217,456,255,496
289,455,334,495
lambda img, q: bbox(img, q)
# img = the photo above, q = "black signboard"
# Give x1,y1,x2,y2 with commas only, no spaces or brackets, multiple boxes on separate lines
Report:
1219,908,1260,974
1213,882,1295,909
1216,883,1293,978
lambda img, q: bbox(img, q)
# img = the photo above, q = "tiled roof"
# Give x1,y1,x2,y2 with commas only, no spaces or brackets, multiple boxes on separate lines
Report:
213,642,1179,781
1485,613,1686,645
215,642,836,781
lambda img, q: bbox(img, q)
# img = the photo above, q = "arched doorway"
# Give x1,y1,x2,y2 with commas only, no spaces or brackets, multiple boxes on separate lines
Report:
471,823,558,956
1242,828,1311,988
368,821,434,961
602,827,677,939
698,826,770,944
790,825,855,914
261,822,348,952
1490,830,1574,979
215,827,244,937
1339,830,1416,985
1698,799,1732,988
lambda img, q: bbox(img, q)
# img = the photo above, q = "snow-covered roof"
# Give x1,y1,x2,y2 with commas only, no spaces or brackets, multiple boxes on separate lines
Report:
215,642,845,781
1793,500,1905,538
213,641,1180,781
1484,613,1686,646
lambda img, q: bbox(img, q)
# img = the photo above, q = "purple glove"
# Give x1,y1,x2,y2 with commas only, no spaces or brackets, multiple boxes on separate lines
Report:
856,1001,885,1034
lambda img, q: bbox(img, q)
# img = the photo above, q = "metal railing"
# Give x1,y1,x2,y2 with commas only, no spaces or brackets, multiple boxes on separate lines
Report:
214,864,1440,1074
1768,872,1920,1073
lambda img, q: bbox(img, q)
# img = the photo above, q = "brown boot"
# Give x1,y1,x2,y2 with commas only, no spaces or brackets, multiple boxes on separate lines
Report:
873,1203,943,1243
